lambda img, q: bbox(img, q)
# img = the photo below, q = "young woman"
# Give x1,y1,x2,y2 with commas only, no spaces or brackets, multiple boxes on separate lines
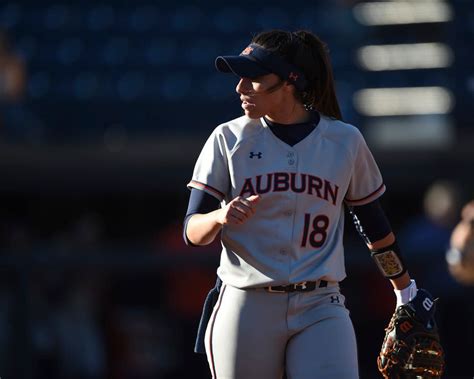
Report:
184,30,424,379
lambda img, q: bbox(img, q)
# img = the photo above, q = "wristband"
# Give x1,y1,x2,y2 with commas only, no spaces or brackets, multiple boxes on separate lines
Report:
371,242,407,279
394,279,418,308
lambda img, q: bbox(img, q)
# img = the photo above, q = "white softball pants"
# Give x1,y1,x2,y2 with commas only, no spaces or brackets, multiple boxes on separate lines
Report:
204,282,359,379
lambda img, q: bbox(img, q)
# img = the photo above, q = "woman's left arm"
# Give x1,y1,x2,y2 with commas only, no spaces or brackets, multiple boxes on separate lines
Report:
367,232,411,290
350,200,415,304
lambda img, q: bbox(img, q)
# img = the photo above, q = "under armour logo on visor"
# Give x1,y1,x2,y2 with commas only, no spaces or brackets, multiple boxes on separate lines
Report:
289,72,299,81
249,152,262,159
241,46,254,55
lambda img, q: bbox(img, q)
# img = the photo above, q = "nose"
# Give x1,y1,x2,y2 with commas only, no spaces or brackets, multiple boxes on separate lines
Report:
236,77,252,94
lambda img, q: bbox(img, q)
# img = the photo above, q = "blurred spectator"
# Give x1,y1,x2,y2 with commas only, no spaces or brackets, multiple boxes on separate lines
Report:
398,180,464,257
0,28,43,144
0,29,25,103
441,200,474,377
446,200,474,285
397,180,464,294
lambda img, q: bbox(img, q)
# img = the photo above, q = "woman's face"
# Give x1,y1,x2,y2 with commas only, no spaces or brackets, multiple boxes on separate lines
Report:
236,73,290,119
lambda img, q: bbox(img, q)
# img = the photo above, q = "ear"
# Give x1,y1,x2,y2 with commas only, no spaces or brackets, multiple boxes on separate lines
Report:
282,81,296,94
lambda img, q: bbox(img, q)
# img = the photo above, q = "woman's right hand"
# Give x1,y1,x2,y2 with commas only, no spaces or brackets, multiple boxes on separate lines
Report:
216,195,261,226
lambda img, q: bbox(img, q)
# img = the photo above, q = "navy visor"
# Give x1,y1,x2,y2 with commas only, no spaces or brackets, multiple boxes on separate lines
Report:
215,43,307,91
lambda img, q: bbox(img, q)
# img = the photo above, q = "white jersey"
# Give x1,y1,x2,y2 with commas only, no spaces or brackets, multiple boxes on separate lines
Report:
188,115,385,288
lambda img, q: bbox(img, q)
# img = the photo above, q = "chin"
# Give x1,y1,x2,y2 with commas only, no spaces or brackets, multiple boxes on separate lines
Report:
243,109,265,119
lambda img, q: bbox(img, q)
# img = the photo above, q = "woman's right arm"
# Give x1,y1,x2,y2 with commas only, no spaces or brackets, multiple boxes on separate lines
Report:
186,210,226,246
184,190,260,246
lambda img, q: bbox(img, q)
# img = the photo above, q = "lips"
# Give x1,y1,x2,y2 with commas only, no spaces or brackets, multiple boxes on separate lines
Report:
241,97,256,110
241,101,256,110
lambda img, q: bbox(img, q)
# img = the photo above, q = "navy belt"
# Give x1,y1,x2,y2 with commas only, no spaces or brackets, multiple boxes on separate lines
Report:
266,280,328,293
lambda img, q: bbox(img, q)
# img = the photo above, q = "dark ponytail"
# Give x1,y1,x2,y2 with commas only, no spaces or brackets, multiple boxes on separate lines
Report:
251,30,342,120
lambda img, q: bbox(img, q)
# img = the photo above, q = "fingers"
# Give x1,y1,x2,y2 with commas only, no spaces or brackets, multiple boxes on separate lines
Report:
247,194,261,203
222,195,261,225
239,195,260,211
230,196,256,218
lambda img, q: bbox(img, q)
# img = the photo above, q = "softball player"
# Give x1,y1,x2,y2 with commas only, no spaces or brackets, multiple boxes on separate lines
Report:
184,30,420,379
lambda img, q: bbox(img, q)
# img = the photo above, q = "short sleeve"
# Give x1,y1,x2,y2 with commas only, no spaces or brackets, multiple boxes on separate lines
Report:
187,129,229,201
344,131,385,206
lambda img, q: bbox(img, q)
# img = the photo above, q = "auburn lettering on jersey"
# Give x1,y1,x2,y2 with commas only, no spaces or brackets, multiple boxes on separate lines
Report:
239,172,339,206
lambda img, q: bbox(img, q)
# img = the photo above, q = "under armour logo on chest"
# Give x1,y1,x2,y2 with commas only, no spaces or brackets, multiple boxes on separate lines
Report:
330,296,340,304
249,152,262,159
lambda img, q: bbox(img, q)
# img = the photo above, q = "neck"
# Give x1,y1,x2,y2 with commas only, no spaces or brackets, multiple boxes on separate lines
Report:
265,103,311,125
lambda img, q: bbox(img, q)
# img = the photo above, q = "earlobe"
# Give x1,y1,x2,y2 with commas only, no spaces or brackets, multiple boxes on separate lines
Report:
282,81,295,94
288,84,301,100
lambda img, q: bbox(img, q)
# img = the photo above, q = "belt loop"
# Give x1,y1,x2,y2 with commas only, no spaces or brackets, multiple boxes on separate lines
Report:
267,287,287,293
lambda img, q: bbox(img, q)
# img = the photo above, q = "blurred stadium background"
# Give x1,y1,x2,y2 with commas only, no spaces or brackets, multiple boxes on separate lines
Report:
0,0,473,378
